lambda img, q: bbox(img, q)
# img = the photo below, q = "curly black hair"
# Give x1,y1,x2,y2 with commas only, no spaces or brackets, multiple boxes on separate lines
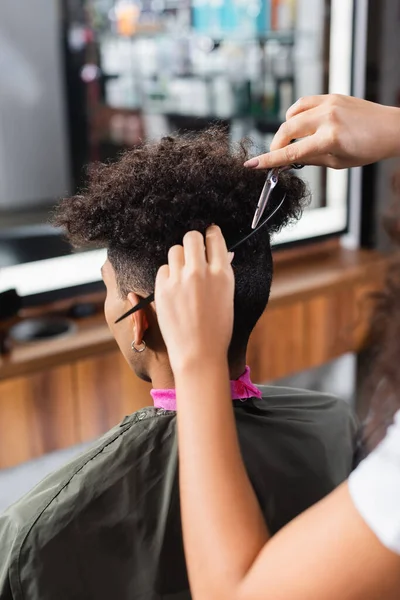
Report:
55,127,309,359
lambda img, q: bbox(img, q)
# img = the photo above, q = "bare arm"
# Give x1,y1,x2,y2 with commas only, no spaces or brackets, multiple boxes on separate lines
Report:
236,482,400,600
156,226,400,600
176,362,269,599
244,94,400,170
175,358,400,600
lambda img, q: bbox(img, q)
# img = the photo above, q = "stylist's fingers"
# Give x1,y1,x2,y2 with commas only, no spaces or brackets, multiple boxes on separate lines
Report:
286,95,326,119
269,110,318,152
246,134,324,170
183,230,206,270
155,264,170,297
205,226,229,268
168,244,184,278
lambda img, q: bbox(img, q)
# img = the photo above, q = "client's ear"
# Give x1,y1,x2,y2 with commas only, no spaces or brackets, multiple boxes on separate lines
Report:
127,292,149,344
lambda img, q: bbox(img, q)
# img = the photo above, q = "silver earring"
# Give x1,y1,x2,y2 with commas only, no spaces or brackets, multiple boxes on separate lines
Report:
131,340,146,353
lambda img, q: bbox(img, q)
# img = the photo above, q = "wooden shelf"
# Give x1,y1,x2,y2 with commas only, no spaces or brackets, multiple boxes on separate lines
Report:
270,247,388,306
248,248,389,382
0,314,113,381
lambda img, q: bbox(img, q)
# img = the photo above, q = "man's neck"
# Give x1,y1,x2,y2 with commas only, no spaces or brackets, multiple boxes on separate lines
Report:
228,358,247,381
149,356,247,389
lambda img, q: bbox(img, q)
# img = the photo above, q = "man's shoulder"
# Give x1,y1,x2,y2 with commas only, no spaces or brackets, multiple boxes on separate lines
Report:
0,407,175,590
3,406,174,516
240,384,359,440
258,384,355,415
0,407,179,598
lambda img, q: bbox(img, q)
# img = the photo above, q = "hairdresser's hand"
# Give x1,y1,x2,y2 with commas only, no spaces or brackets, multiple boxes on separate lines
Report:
244,94,400,170
155,226,234,374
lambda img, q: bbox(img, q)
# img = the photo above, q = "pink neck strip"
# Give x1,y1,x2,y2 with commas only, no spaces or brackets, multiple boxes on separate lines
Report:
150,366,261,411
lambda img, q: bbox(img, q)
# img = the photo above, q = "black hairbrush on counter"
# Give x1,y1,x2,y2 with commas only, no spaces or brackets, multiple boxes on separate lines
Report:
0,289,22,320
0,289,22,355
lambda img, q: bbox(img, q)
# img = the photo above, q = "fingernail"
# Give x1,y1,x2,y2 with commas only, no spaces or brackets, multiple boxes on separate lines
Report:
244,157,260,169
228,252,235,263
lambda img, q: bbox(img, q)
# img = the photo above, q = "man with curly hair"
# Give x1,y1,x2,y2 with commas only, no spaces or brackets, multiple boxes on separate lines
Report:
0,129,359,600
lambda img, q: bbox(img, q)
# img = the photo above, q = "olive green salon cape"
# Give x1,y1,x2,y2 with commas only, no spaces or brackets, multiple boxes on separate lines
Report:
0,386,359,599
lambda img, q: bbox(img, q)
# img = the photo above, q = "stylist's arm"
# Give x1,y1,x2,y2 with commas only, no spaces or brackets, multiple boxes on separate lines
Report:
155,226,400,600
244,94,400,169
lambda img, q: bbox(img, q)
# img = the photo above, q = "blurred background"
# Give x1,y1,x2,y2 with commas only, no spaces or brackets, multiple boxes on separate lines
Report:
0,0,399,510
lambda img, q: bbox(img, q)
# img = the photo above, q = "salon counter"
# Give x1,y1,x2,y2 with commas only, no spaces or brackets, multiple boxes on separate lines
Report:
0,247,390,468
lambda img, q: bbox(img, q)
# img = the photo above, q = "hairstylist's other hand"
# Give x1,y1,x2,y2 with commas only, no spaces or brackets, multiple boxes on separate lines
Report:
155,226,234,374
244,94,400,170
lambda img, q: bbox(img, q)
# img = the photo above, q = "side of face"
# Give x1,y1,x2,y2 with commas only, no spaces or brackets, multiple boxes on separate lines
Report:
102,259,153,382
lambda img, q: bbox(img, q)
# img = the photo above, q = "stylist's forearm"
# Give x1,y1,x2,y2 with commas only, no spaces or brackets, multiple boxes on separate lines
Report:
175,358,269,600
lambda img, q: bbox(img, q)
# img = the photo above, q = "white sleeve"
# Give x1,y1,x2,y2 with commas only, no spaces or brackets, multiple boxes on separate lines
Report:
349,410,400,554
